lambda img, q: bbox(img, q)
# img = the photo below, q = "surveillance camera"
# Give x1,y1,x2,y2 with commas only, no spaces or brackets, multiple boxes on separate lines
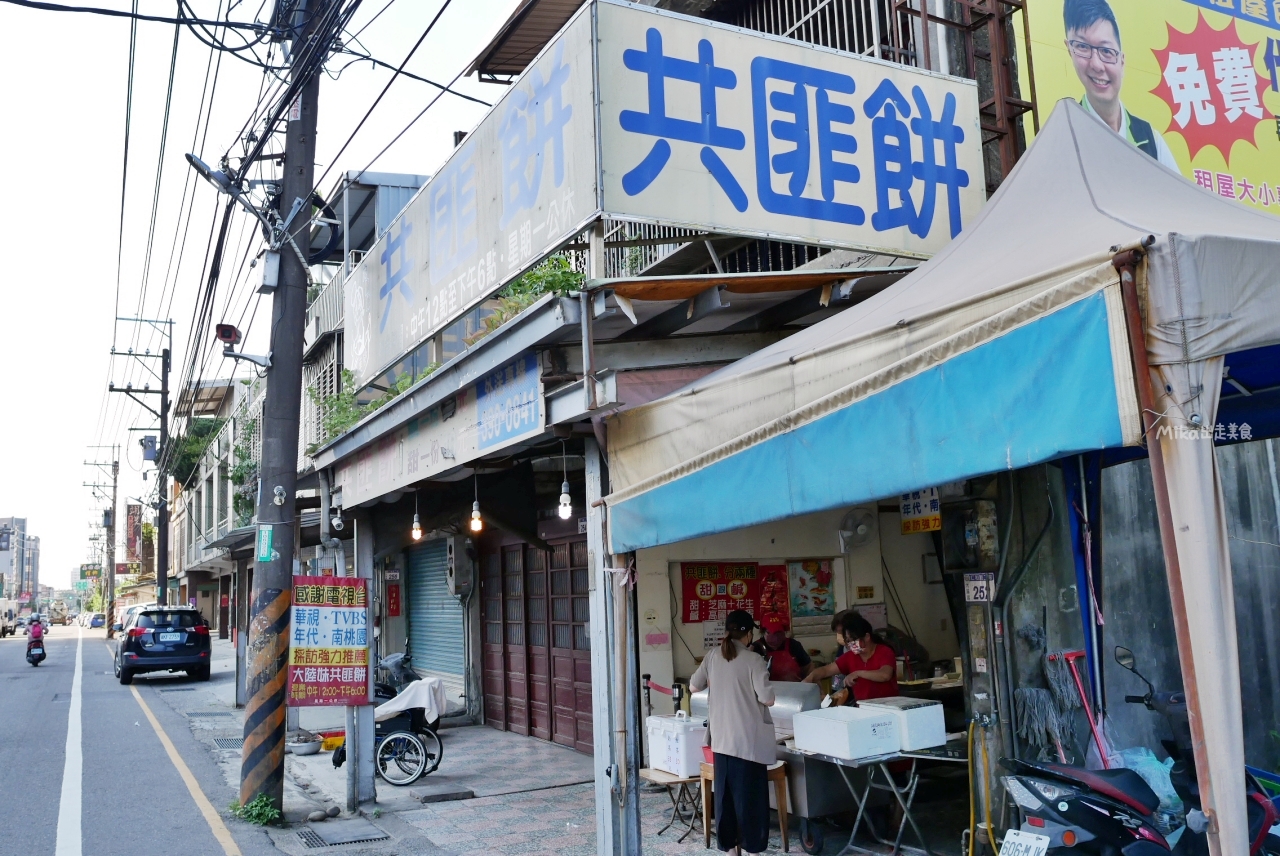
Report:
272,485,287,507
215,324,242,346
331,515,344,531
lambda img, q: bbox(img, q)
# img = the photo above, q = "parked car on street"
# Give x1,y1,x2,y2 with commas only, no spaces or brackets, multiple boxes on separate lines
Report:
89,613,106,628
0,600,17,637
112,607,211,684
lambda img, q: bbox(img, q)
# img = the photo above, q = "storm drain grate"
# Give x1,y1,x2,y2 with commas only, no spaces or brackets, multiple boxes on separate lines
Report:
187,711,237,718
296,819,390,848
213,738,244,750
160,687,196,693
296,829,329,849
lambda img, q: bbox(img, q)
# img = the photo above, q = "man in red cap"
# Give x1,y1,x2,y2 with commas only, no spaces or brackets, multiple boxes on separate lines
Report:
750,615,812,682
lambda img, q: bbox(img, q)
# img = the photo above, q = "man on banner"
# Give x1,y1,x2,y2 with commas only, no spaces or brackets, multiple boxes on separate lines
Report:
1065,0,1179,170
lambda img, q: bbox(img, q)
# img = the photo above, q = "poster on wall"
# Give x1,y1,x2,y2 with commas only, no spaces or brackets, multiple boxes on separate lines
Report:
681,561,761,623
287,576,371,707
900,488,942,534
788,559,835,618
1023,0,1280,214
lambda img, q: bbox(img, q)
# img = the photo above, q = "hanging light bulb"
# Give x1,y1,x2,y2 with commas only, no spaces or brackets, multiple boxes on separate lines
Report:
557,441,572,520
470,476,483,532
411,491,422,540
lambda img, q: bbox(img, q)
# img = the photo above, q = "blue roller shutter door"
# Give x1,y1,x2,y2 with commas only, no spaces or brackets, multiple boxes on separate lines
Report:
406,540,466,694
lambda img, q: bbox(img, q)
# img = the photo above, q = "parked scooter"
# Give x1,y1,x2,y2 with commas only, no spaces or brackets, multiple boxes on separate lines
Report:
1000,647,1280,855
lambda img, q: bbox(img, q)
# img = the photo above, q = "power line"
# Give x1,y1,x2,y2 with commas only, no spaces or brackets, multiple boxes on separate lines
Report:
312,0,454,192
332,49,490,107
0,0,271,31
111,0,139,349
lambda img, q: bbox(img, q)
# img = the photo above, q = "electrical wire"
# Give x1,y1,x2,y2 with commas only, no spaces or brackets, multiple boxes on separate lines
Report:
331,49,490,106
111,0,140,349
311,0,455,193
0,0,270,30
354,59,468,175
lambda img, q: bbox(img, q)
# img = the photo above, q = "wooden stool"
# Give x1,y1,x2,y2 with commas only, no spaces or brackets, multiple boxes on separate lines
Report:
699,759,789,852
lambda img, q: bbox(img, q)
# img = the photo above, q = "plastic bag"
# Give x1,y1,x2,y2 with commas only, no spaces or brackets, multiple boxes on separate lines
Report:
1118,746,1184,816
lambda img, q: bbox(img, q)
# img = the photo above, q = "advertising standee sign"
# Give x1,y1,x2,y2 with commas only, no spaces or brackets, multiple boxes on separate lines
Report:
287,576,371,707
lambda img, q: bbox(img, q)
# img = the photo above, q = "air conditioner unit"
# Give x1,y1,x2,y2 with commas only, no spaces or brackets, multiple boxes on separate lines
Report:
446,536,473,597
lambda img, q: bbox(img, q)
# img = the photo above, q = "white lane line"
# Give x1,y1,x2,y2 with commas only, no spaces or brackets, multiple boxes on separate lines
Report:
55,625,83,856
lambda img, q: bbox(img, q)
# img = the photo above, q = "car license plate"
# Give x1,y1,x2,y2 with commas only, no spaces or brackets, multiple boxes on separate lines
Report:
158,632,182,643
1003,829,1050,856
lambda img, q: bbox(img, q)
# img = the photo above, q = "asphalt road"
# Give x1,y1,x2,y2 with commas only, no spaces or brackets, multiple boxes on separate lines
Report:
0,623,279,856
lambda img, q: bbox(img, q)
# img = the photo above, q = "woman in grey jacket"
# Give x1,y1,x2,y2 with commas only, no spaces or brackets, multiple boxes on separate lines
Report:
690,610,776,855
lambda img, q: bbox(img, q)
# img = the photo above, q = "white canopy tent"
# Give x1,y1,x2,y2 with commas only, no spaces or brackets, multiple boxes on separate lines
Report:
604,99,1280,853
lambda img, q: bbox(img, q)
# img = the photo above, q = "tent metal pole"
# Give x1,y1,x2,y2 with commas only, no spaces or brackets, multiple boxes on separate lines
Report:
1114,246,1221,848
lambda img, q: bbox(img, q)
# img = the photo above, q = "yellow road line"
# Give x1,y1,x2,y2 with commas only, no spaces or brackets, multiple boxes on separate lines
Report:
130,685,243,856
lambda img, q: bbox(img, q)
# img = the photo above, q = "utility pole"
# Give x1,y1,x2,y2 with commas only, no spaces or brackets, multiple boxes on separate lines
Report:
240,0,326,812
84,446,118,628
109,319,172,607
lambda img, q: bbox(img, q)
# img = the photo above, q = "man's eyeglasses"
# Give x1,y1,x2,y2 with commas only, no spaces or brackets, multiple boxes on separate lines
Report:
1067,39,1120,64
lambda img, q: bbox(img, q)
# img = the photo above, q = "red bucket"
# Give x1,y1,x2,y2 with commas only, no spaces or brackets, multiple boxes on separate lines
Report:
702,746,715,765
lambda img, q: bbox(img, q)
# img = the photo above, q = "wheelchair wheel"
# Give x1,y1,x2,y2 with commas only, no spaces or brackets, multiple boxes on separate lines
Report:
419,727,444,775
376,731,427,786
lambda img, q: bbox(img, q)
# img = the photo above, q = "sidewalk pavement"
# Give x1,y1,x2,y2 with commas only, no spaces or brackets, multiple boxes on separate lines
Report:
148,637,808,854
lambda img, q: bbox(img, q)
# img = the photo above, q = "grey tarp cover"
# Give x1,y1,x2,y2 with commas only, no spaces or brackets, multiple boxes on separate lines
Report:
606,100,1280,854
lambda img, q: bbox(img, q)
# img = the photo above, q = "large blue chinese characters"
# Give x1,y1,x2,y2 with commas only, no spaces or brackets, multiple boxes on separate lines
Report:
863,79,969,240
379,220,414,332
499,42,573,230
619,28,749,212
752,58,862,224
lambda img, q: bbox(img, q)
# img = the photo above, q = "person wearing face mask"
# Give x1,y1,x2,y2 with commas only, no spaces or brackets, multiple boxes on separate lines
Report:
803,611,898,703
750,614,813,682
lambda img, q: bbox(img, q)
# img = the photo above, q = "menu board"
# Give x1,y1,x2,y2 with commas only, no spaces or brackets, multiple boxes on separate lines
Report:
788,559,836,618
681,562,761,623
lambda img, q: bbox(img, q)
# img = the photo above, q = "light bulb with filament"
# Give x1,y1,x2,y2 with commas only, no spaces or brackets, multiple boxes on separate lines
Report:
558,481,572,520
411,492,422,539
470,500,483,532
556,440,572,520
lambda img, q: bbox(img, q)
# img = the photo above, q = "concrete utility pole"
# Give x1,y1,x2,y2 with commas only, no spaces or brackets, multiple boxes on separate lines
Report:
240,0,325,812
107,456,119,632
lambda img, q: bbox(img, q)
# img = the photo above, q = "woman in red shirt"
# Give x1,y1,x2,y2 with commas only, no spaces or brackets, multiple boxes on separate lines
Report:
804,611,898,702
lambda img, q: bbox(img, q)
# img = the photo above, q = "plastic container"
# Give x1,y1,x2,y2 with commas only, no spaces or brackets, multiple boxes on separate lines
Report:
646,712,708,777
858,696,946,750
793,705,899,759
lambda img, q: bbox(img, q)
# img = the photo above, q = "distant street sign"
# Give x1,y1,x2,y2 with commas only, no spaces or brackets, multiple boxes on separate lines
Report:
74,581,89,592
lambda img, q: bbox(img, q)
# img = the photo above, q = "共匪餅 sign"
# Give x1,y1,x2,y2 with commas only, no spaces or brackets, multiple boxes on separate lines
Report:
597,2,983,259
344,1,982,389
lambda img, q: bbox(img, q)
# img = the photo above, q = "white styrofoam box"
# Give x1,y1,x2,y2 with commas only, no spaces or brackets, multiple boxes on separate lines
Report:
646,712,707,777
858,697,946,751
793,705,899,760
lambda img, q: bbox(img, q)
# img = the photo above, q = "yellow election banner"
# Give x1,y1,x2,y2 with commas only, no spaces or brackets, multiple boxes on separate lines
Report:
1020,0,1280,211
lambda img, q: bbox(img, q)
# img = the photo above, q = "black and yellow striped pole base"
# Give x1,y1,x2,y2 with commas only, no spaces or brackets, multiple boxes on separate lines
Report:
240,586,290,809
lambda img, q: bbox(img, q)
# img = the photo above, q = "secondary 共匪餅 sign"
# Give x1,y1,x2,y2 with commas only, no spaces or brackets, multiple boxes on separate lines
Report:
343,0,984,390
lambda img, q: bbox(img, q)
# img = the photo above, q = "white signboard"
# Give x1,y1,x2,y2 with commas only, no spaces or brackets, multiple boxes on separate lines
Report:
344,0,983,391
964,572,995,603
597,1,983,260
344,9,597,387
335,355,544,507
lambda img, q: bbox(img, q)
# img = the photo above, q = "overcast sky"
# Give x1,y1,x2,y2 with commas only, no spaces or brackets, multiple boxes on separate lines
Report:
0,0,521,589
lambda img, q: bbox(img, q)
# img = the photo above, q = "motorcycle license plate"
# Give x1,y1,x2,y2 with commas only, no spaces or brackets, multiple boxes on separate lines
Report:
1003,830,1050,856
158,632,182,643
30,648,43,656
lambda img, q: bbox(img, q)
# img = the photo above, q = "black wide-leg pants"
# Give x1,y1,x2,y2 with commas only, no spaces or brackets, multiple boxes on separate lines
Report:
712,752,769,853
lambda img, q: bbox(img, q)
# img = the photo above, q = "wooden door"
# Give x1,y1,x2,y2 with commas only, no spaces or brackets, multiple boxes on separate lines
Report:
548,539,593,753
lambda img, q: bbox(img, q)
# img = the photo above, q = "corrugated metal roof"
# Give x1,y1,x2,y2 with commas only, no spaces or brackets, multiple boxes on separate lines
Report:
467,0,586,79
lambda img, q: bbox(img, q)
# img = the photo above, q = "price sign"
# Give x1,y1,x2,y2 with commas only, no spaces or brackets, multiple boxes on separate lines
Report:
964,573,995,603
